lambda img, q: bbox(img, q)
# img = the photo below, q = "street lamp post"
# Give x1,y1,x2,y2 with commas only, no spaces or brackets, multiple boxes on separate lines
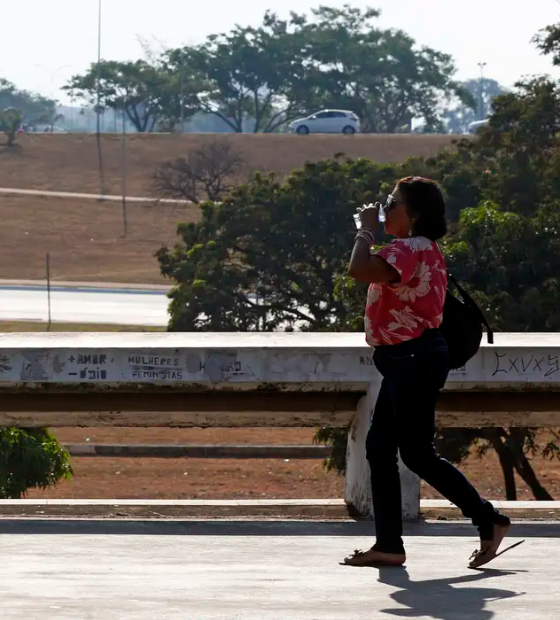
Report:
96,0,105,195
96,0,102,134
478,62,487,121
121,107,128,237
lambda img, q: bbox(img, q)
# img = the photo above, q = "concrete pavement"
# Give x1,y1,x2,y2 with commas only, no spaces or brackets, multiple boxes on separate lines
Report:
0,519,552,619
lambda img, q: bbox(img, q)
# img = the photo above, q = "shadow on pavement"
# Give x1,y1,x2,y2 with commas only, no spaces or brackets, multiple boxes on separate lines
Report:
0,518,558,538
376,567,524,619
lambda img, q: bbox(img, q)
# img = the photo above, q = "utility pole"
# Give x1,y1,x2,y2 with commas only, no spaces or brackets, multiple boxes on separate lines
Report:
96,0,105,194
121,107,128,237
478,62,487,121
46,253,52,332
180,54,185,133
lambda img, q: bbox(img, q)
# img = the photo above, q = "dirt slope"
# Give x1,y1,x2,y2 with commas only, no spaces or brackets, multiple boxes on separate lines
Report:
0,133,460,197
0,133,460,283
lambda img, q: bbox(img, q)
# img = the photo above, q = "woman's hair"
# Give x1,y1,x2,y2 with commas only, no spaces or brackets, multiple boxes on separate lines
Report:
397,176,447,241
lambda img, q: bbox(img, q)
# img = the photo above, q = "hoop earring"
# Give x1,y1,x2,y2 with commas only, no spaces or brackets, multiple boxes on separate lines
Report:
408,229,413,238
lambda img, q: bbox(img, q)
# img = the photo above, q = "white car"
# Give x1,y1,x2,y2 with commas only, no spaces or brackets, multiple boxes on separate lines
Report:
289,110,360,135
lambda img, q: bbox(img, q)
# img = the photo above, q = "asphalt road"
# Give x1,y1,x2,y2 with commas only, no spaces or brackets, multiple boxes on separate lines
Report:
0,519,548,620
0,284,169,326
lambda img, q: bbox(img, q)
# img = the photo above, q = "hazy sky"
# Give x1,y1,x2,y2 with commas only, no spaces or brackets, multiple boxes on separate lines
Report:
2,0,559,103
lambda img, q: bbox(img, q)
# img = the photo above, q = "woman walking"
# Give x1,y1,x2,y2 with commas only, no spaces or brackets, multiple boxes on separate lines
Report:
344,177,510,569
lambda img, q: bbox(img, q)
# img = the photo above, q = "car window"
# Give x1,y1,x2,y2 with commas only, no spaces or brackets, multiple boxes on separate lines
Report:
315,112,330,119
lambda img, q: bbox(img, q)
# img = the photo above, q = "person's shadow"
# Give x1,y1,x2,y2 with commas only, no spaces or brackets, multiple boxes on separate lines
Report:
376,566,524,619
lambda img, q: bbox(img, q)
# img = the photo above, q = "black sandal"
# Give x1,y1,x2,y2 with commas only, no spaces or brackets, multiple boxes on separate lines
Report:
469,516,524,569
342,548,406,567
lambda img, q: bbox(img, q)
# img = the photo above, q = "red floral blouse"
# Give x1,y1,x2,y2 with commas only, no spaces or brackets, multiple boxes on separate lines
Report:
365,236,447,347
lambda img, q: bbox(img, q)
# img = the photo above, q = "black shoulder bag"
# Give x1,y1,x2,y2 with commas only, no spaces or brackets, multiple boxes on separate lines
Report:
439,274,494,370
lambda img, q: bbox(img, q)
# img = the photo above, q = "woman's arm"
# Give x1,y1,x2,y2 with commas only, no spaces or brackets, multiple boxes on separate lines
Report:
348,235,400,283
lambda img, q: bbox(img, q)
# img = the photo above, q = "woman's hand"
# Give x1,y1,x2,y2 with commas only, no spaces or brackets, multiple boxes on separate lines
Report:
350,201,399,283
357,203,382,230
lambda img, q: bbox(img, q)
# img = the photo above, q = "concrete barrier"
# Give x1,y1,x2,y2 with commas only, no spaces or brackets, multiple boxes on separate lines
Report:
0,331,559,519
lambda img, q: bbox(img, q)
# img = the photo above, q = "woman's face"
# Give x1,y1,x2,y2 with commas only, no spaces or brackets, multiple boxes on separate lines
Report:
384,185,414,238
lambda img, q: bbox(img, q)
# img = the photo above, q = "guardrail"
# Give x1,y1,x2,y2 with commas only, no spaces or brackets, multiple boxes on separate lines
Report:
0,331,558,518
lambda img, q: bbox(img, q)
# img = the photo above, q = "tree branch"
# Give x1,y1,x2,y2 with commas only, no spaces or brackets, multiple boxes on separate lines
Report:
200,103,241,133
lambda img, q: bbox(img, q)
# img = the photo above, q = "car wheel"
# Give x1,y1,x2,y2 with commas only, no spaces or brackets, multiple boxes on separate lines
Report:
342,126,356,135
296,125,310,135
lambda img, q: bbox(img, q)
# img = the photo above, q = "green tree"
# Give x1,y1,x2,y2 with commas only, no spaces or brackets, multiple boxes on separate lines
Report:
65,59,201,132
164,5,468,133
534,17,560,64
0,428,73,498
0,78,56,126
171,13,310,133
295,5,471,133
445,204,560,331
156,157,396,331
0,107,22,146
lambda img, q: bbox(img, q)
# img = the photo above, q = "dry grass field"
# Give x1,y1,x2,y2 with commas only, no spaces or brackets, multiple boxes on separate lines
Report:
0,133,459,283
24,427,560,501
0,133,459,196
0,194,194,283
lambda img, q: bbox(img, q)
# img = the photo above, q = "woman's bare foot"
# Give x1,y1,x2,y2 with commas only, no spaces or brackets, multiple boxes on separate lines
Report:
342,548,406,567
469,522,510,569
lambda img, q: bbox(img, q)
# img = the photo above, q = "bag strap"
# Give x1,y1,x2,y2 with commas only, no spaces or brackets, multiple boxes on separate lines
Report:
448,273,494,344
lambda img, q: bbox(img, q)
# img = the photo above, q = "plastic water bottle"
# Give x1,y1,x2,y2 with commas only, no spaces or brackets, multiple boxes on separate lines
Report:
378,204,386,223
354,203,385,229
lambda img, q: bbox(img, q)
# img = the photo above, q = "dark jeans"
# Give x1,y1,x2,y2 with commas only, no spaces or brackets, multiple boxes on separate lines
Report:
366,329,498,554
